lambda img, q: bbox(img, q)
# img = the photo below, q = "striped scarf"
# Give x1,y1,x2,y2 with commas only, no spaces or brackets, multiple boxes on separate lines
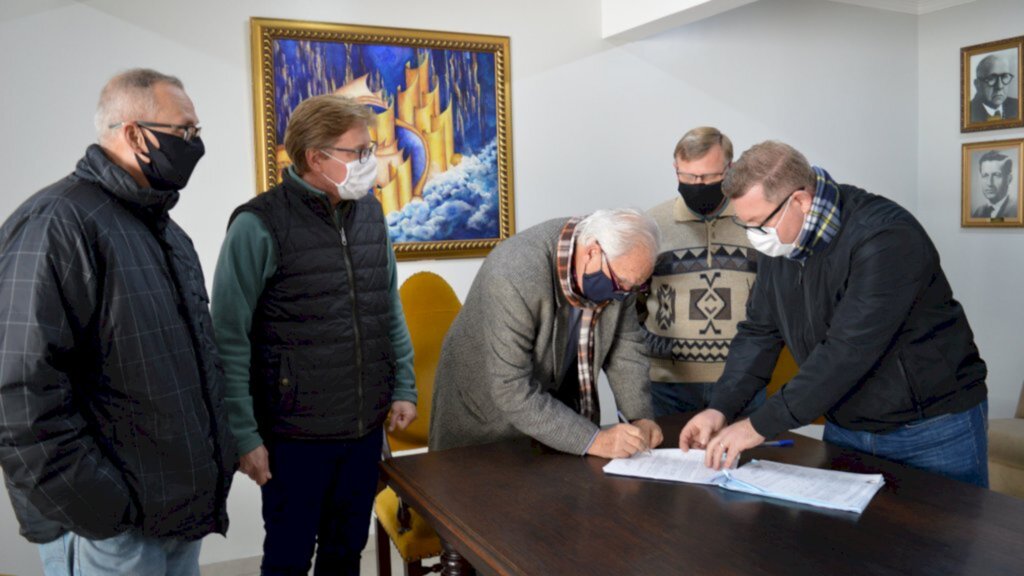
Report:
556,218,608,422
789,166,842,263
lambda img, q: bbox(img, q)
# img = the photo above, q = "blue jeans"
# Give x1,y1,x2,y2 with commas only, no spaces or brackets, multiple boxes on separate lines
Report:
260,427,383,576
651,382,766,419
823,400,989,488
38,530,200,576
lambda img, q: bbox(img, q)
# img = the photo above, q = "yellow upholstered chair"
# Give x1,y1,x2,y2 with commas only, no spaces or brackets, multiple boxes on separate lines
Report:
375,271,461,576
766,346,798,398
766,347,825,425
989,382,1024,499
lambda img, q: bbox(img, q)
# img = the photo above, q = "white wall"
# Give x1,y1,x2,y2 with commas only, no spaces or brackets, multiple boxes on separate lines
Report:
0,0,978,573
917,0,1024,420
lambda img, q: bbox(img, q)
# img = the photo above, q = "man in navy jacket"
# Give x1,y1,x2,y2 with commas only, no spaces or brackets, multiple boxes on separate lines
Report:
0,69,235,575
680,141,988,487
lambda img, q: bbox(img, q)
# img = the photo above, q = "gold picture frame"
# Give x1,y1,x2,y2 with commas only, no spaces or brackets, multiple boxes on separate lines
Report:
961,139,1024,227
961,36,1024,133
250,17,515,260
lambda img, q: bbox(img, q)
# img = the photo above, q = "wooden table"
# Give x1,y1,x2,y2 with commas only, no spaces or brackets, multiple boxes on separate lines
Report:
379,414,1024,575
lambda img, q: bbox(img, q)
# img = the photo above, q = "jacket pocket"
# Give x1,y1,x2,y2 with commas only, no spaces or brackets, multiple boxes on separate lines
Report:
263,352,297,416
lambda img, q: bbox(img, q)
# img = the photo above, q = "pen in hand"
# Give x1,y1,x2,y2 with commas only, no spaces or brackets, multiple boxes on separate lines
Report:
616,410,652,455
761,439,794,447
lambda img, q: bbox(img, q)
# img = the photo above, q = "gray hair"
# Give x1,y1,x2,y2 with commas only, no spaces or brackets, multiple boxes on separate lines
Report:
674,126,733,163
722,140,816,203
95,68,184,144
575,208,660,260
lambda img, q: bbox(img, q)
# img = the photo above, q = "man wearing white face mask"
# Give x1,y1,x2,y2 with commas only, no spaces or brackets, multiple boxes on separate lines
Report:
211,95,416,575
679,140,989,489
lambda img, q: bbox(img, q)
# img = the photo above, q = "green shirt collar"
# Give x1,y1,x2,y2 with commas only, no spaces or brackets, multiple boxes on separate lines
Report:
286,165,328,199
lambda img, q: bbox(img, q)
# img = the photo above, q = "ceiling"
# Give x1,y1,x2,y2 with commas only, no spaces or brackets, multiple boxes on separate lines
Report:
601,0,977,41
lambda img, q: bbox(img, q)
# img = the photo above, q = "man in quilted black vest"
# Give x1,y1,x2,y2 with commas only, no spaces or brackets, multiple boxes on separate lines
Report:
212,95,417,576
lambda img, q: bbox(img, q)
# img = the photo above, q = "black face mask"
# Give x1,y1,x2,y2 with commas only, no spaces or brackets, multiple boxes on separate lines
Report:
135,129,205,191
581,269,627,302
678,181,726,217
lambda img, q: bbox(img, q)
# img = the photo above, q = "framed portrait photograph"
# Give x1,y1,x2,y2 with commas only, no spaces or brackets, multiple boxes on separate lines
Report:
961,36,1024,133
250,18,515,260
962,139,1024,227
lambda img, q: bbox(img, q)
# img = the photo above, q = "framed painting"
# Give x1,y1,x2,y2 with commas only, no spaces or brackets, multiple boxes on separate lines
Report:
250,18,515,260
961,139,1023,227
961,36,1024,133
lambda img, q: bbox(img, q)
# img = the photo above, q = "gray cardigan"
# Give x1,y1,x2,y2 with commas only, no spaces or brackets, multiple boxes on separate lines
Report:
428,218,654,454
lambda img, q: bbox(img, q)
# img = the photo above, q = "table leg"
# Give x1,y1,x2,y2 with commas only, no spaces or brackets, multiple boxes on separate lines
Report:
440,538,473,575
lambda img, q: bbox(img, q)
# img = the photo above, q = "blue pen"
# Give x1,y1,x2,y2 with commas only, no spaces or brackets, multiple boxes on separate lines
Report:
761,439,794,447
616,411,652,455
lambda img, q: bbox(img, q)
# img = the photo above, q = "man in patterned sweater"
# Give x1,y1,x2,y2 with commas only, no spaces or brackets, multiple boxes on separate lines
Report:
641,127,763,417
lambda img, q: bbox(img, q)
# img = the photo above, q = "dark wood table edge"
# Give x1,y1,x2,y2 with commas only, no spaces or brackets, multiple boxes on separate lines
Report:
380,458,523,576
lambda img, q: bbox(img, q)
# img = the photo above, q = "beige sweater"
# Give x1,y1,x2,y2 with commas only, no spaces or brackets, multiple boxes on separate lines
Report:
642,198,759,385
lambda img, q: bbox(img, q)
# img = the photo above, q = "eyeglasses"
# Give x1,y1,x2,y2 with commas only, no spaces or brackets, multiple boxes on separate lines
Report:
600,249,650,295
731,189,800,234
676,169,728,185
325,142,378,164
980,73,1014,87
109,121,202,143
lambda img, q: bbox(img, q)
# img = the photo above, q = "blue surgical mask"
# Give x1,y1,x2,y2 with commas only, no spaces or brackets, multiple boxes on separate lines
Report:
582,270,626,302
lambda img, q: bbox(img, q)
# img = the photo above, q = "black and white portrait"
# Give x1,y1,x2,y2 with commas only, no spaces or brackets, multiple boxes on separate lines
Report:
962,38,1024,132
963,140,1024,227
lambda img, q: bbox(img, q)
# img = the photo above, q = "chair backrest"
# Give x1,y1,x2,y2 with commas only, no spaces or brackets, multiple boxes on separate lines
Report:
1016,379,1024,420
387,271,462,452
766,346,798,398
765,346,825,424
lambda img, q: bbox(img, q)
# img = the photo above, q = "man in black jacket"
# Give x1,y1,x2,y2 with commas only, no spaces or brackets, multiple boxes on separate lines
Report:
680,141,989,487
0,69,236,575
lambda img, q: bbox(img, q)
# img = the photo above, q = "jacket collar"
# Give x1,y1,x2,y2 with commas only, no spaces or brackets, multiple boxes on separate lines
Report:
672,197,735,223
74,144,180,219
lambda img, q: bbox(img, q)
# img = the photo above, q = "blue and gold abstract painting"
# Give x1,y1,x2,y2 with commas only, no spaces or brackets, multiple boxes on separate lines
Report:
252,19,514,259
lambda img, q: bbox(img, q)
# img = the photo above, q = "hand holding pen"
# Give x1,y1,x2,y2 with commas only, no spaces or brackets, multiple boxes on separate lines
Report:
586,411,664,458
618,411,664,455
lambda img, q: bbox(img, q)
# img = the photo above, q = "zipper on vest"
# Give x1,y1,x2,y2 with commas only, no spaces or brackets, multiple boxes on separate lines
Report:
328,200,365,435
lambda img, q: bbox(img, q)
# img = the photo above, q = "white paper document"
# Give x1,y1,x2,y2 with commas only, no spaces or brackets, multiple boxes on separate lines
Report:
603,449,884,514
602,448,736,485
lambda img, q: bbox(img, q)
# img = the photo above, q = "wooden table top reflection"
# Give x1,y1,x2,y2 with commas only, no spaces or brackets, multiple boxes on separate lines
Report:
379,413,1024,575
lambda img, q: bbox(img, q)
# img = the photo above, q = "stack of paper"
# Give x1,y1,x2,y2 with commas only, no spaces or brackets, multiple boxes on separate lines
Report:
601,447,737,485
603,449,885,514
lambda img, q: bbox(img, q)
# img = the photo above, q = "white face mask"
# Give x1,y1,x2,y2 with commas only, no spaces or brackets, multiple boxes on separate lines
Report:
745,197,798,258
321,151,378,200
747,226,797,258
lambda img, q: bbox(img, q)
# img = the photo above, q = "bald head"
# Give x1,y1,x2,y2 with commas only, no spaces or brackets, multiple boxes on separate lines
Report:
974,54,1013,109
95,68,185,145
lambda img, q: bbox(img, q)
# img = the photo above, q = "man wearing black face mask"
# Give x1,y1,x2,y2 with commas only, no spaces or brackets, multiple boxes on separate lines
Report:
641,127,762,419
0,69,235,575
429,209,664,458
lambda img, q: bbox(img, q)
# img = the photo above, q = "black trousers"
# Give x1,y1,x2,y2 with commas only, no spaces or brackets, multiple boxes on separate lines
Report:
260,427,383,576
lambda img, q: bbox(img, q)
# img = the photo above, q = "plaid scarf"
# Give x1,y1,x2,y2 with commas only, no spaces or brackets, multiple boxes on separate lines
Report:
789,166,842,263
556,218,608,422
